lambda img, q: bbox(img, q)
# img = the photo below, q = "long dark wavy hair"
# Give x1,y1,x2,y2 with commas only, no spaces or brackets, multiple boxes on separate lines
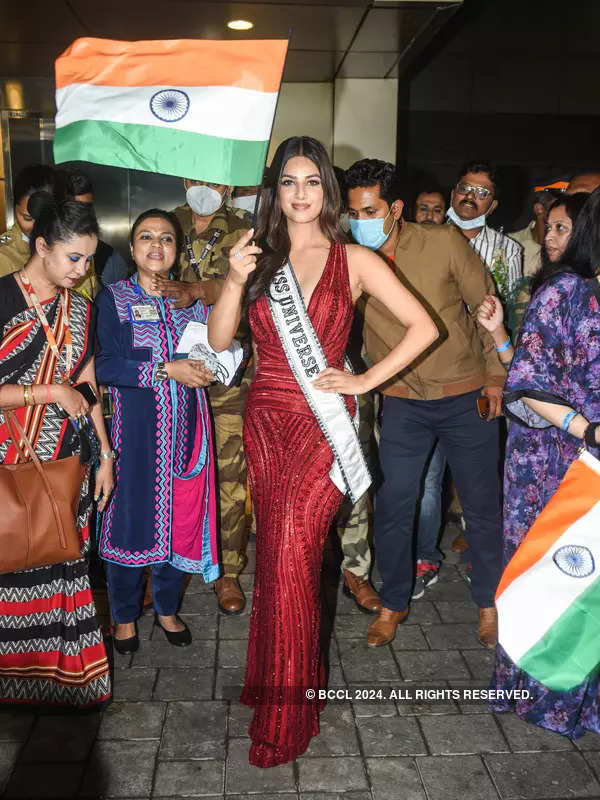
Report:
243,136,346,311
531,191,591,295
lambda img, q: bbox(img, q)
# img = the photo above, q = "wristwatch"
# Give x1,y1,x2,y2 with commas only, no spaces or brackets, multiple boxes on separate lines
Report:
154,361,169,382
584,422,600,449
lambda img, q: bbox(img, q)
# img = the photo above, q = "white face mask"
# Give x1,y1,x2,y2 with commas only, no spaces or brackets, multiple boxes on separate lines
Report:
447,205,486,230
186,185,225,217
231,194,258,214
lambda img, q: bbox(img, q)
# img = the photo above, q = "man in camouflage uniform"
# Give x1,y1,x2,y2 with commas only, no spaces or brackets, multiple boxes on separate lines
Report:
154,179,251,614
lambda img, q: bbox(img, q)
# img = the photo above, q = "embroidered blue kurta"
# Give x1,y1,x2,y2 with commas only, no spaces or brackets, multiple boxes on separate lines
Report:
95,277,219,581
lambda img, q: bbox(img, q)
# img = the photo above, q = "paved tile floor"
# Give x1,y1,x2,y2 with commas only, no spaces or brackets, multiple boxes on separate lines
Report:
1,521,599,799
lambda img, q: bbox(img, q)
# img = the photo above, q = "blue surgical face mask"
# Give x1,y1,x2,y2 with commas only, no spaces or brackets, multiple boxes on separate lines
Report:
349,209,395,250
447,205,486,230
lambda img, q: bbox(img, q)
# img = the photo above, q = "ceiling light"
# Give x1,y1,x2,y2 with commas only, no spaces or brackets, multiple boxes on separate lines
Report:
227,19,254,31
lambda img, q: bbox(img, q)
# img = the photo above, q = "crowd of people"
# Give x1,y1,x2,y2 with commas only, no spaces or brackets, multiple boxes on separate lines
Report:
0,144,599,766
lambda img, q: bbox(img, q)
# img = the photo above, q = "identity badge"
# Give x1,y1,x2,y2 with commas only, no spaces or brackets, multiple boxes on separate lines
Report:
129,303,160,323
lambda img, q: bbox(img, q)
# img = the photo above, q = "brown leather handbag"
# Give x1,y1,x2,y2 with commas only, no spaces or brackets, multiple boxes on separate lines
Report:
0,411,85,573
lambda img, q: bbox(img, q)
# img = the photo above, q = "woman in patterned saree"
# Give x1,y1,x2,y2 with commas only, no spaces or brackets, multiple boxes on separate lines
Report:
0,192,113,707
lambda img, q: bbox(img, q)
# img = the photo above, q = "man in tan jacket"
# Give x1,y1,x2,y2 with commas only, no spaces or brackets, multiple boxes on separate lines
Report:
345,159,505,650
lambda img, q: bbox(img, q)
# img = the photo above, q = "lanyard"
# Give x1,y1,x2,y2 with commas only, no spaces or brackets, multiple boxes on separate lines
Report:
19,270,73,383
184,230,222,280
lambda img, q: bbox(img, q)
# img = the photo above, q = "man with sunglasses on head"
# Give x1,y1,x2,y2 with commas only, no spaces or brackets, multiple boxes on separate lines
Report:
448,161,523,317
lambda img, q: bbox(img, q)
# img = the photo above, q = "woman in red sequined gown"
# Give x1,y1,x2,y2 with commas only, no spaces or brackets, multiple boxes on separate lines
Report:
208,137,437,767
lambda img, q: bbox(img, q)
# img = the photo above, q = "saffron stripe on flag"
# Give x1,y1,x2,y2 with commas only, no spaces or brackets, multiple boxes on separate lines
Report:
53,120,269,185
55,84,278,141
496,452,600,598
55,38,287,92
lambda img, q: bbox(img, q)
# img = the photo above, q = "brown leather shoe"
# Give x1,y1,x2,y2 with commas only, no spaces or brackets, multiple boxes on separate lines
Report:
214,576,246,615
450,533,468,553
343,570,382,615
478,606,498,648
367,607,408,647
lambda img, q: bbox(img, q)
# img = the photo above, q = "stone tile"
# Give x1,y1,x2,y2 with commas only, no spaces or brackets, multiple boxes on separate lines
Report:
325,640,340,667
496,713,574,752
112,668,157,701
5,762,84,798
418,754,498,800
350,685,399,718
389,625,429,651
576,732,600,751
304,704,360,756
79,739,158,797
434,601,479,624
584,751,600,781
460,648,496,681
333,614,370,639
405,600,441,625
298,756,367,793
136,613,156,640
218,613,251,640
326,665,347,688
182,575,216,595
228,701,253,737
153,667,214,701
131,640,216,668
301,794,372,800
177,613,218,639
357,715,427,756
178,593,220,615
397,650,470,681
0,710,36,741
420,714,507,755
333,588,369,616
0,742,20,793
485,751,600,798
366,756,426,800
423,623,482,650
338,638,400,683
224,738,295,794
19,713,100,762
238,572,255,590
98,701,165,740
153,760,224,797
215,667,245,700
425,579,471,603
160,701,226,760
218,639,248,669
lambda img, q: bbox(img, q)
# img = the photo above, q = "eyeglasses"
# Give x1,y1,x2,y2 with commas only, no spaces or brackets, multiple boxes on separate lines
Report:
455,182,493,200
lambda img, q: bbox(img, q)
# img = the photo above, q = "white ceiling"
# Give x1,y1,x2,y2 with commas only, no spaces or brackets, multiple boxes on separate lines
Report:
0,0,462,82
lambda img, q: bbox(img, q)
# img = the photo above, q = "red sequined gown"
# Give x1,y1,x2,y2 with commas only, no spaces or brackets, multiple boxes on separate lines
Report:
241,243,355,767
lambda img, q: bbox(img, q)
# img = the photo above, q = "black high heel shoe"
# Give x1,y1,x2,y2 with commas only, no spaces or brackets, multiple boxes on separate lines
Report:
113,623,139,655
153,613,192,647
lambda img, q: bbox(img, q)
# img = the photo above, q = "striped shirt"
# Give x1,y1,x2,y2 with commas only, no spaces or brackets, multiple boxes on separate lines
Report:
469,225,523,301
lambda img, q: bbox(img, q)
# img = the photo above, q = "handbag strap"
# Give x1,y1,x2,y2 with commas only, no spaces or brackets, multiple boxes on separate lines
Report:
4,410,69,550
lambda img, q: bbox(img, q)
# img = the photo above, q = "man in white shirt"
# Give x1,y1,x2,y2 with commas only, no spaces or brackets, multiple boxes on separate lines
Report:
448,161,523,307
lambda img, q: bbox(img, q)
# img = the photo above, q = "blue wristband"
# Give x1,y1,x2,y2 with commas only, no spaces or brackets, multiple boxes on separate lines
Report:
495,337,511,353
561,410,577,432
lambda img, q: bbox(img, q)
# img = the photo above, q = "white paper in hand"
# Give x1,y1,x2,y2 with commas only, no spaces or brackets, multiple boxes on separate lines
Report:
176,322,244,387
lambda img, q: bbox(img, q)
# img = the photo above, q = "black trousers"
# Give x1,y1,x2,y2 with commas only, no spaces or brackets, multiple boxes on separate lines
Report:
374,390,503,611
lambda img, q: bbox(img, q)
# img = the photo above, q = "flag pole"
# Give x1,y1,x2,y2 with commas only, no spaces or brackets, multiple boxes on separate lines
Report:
251,32,291,231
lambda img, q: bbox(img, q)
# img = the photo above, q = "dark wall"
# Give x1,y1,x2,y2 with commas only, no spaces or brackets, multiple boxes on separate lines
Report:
399,0,600,230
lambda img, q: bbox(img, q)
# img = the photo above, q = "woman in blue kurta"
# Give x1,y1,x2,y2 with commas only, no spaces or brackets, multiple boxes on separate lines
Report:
490,188,600,738
95,209,218,653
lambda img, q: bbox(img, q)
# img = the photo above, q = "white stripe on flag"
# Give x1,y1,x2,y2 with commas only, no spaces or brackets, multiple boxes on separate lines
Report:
55,83,278,141
498,497,600,662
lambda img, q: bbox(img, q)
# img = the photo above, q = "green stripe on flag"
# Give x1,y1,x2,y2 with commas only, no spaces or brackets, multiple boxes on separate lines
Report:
54,120,268,185
519,575,600,691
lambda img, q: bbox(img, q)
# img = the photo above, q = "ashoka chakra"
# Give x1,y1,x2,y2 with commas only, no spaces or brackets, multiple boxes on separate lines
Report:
150,89,190,122
553,545,595,578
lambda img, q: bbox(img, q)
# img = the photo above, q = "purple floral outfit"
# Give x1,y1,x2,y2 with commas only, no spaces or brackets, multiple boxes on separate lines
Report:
490,272,600,738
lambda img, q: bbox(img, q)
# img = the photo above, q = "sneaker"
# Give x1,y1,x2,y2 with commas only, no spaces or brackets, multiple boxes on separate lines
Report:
459,562,472,584
411,559,440,599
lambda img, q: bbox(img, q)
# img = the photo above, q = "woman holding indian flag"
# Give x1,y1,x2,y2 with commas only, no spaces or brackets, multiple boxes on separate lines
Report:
490,187,600,739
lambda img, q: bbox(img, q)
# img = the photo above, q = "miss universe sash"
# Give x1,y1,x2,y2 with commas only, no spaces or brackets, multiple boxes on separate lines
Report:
267,261,371,503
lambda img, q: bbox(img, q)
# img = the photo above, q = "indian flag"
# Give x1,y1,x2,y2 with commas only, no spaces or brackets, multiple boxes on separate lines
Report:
53,37,288,185
496,450,600,691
